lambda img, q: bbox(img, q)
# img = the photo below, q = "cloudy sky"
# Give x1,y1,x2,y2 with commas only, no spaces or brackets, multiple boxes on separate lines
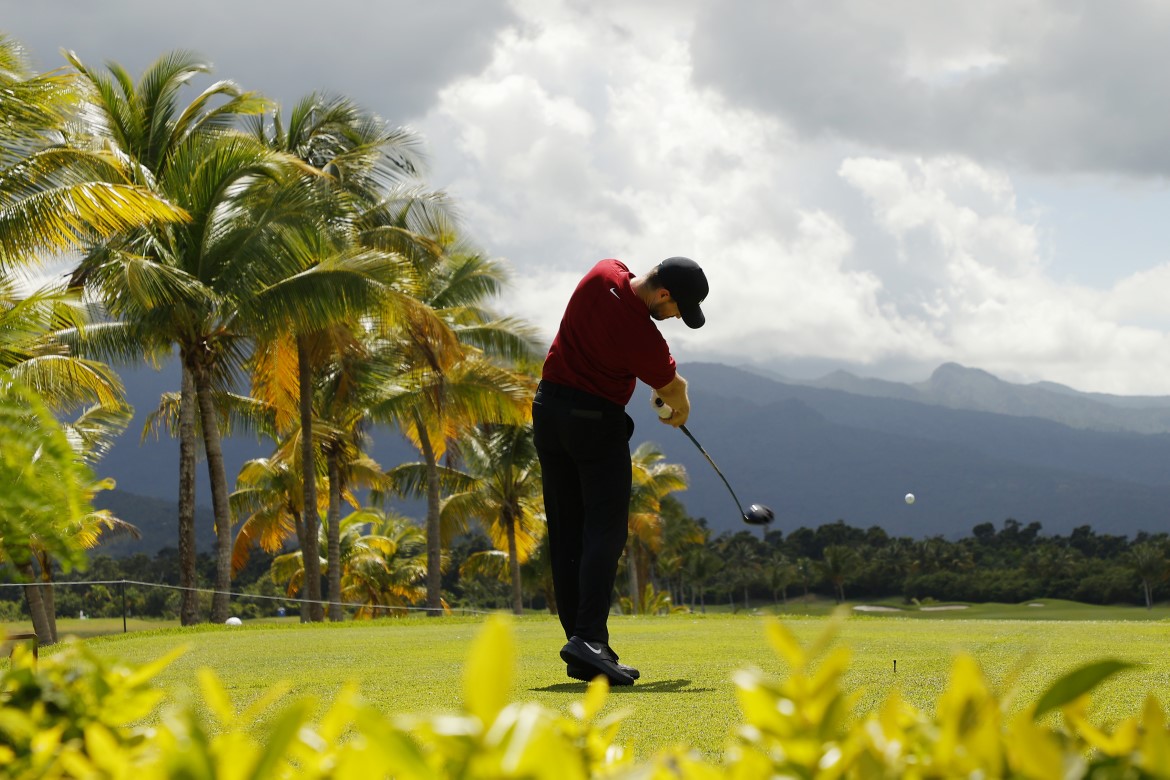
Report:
7,0,1170,394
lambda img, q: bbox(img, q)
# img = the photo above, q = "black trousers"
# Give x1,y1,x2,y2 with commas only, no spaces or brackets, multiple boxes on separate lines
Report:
532,381,633,645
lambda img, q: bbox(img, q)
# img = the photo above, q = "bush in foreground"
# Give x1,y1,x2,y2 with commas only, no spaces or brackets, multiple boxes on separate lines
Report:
1,615,1167,778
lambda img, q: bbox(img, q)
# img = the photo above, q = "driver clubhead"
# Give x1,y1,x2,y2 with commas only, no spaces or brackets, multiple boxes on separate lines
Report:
743,504,774,526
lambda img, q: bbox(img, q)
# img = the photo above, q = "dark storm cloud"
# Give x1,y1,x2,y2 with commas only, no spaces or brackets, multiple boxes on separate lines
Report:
691,0,1170,177
0,0,517,122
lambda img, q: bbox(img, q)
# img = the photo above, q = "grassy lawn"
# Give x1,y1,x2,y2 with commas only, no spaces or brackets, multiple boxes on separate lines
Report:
8,602,1170,759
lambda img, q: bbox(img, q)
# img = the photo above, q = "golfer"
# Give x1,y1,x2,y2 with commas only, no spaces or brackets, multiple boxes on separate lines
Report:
532,256,708,685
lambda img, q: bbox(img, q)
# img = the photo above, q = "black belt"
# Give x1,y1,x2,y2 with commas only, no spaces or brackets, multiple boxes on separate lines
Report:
536,380,623,419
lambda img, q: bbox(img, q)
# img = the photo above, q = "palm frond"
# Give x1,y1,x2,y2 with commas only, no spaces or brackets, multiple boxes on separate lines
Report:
6,354,126,411
0,181,187,267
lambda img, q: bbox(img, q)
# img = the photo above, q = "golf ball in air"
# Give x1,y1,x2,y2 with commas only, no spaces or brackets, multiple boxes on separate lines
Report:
905,493,915,505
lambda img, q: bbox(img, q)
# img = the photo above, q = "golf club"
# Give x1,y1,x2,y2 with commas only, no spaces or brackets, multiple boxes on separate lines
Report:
655,398,774,526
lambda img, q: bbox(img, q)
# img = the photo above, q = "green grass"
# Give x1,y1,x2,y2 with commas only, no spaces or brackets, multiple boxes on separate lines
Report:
8,605,1170,759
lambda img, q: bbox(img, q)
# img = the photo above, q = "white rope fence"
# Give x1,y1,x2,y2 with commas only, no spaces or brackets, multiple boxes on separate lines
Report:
0,579,492,630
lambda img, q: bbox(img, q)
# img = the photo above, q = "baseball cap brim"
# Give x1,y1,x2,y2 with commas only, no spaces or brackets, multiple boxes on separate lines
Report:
679,301,705,329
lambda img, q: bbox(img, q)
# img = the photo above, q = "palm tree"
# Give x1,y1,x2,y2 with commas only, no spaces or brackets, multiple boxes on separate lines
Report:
765,550,796,605
31,402,138,642
681,542,723,611
720,532,764,610
655,501,705,606
66,49,295,624
520,535,557,614
1,39,181,636
794,557,815,601
429,423,545,615
270,506,426,618
370,246,538,613
625,442,688,613
244,93,429,621
1126,542,1168,609
818,544,863,604
0,277,140,643
0,380,97,644
339,508,428,618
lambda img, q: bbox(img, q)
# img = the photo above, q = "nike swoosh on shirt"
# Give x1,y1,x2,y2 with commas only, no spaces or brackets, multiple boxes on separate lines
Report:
609,287,620,299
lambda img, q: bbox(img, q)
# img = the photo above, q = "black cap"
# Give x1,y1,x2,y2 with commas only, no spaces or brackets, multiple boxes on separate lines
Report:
657,256,708,329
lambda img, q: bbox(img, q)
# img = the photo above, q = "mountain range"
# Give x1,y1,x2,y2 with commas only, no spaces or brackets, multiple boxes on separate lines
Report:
93,360,1170,555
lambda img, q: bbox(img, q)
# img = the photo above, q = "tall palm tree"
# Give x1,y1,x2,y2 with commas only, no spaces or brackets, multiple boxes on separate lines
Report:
66,49,296,624
1126,542,1168,609
765,550,796,605
430,423,545,615
1,39,181,635
682,541,722,612
370,246,539,613
625,442,688,613
655,501,705,606
0,278,139,643
720,532,764,610
819,544,863,604
244,93,430,621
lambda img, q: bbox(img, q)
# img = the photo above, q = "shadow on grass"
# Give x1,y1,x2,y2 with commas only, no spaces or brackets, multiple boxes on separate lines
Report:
530,679,714,694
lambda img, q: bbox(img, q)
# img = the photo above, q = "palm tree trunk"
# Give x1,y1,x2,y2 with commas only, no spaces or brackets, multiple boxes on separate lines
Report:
178,362,200,625
35,552,58,643
505,510,523,616
193,366,234,623
298,337,324,622
292,509,311,622
414,410,443,615
327,446,343,622
19,561,54,646
628,541,640,614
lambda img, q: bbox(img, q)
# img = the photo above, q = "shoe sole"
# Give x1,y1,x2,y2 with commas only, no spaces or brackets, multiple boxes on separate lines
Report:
567,663,640,681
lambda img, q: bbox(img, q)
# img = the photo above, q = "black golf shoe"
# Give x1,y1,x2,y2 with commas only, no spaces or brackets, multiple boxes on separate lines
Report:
560,636,635,686
566,641,639,681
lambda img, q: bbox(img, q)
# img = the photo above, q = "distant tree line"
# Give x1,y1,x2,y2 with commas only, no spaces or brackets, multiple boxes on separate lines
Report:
4,511,1166,623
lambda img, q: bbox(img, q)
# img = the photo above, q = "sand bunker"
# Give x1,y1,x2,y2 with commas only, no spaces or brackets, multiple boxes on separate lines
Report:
852,605,901,612
920,605,969,611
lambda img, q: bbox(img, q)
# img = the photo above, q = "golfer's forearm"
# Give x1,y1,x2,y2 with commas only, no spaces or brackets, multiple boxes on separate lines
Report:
655,374,689,414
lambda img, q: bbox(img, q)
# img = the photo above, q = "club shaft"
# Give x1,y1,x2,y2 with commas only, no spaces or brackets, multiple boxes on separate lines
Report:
679,424,748,516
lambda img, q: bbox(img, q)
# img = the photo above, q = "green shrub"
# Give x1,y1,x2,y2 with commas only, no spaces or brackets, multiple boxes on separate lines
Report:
2,614,1169,778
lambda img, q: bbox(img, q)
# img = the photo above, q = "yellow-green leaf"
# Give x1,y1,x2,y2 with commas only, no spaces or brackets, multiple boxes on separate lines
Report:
463,614,515,724
199,668,236,727
1034,659,1133,720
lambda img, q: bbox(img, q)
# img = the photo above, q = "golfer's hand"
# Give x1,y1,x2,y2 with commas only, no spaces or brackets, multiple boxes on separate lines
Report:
655,396,689,427
652,377,691,427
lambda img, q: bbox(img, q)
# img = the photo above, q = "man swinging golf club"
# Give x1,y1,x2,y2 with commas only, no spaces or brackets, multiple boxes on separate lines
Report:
532,256,708,686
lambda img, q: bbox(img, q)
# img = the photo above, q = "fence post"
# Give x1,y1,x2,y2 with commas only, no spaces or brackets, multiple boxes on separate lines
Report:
121,580,127,633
